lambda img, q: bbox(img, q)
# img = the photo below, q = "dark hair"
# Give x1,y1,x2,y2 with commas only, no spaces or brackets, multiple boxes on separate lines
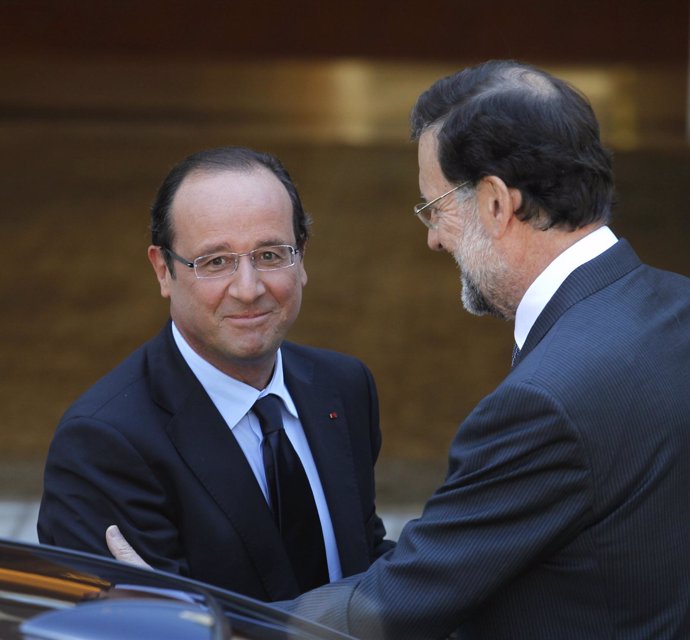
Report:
410,60,615,230
150,146,311,272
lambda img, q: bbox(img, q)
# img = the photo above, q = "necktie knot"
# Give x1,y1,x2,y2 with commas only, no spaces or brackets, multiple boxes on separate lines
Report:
253,394,284,436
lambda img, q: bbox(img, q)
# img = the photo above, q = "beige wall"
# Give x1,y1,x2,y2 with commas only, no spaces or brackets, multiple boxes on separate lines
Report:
1,3,688,501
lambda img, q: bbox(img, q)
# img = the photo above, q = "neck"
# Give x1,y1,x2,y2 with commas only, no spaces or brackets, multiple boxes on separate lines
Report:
222,361,275,390
507,222,604,312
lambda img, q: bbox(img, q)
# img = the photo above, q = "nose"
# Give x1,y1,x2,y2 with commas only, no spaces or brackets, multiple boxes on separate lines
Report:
226,256,266,302
427,227,443,252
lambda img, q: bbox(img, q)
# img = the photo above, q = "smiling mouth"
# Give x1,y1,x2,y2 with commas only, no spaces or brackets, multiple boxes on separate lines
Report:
225,311,271,323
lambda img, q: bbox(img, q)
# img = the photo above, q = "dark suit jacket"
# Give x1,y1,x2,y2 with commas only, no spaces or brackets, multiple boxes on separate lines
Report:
38,323,394,601
287,240,690,639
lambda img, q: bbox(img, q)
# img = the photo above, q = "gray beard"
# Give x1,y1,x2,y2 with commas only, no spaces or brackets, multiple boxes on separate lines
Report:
451,200,515,322
460,271,503,318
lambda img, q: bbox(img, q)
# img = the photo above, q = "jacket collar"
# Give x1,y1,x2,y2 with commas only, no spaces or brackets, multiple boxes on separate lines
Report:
517,239,641,366
146,327,371,591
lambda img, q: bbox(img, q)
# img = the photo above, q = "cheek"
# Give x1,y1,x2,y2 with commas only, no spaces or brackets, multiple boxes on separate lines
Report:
274,277,304,317
445,212,465,236
440,211,471,250
173,281,226,315
438,226,461,254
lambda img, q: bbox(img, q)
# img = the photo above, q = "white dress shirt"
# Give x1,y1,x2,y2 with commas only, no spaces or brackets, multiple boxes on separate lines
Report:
514,226,618,349
171,323,342,581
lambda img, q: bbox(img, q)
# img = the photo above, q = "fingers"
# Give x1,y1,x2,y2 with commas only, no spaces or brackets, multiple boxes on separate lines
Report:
105,524,151,569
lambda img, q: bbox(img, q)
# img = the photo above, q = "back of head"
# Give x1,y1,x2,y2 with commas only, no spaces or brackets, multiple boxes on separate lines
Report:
411,60,615,230
150,146,311,271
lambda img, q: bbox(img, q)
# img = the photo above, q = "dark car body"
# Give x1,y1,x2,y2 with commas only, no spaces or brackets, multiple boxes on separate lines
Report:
0,538,352,640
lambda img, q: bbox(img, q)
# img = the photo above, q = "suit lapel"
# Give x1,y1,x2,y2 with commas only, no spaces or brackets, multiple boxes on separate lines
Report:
148,324,300,599
520,239,642,362
283,347,371,576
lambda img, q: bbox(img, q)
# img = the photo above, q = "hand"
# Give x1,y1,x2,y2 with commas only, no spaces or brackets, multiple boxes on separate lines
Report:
105,525,152,569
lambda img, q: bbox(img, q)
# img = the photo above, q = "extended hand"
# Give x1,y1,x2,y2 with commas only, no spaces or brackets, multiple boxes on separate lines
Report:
105,525,152,569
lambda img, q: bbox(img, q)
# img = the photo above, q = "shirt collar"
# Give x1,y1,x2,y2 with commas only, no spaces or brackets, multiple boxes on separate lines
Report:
514,225,618,348
171,322,298,428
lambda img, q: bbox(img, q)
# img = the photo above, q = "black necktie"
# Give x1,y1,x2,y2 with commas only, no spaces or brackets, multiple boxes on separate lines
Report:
511,343,521,368
252,394,329,593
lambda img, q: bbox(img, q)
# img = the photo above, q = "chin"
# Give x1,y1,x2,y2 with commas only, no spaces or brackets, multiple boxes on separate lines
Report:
461,277,507,321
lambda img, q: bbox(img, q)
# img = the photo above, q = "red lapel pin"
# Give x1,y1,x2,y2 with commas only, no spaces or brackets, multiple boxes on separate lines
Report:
328,411,338,420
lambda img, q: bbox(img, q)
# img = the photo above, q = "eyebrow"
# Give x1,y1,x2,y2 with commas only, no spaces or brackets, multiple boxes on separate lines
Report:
194,239,292,256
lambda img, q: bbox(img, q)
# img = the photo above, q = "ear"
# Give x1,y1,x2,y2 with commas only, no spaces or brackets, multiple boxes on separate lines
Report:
479,175,523,238
299,254,308,287
297,243,308,286
147,245,172,299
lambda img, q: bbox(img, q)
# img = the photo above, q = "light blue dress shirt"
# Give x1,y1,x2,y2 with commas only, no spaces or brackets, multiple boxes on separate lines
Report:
171,323,342,581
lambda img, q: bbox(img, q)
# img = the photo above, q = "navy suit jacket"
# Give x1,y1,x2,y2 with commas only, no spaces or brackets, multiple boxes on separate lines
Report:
38,323,394,601
287,240,690,639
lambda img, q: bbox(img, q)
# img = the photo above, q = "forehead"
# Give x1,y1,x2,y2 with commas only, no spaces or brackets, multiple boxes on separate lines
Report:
170,167,294,246
172,167,290,214
417,129,450,193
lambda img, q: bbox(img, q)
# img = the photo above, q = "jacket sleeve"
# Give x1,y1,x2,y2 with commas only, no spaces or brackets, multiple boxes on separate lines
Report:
285,381,593,639
37,416,190,577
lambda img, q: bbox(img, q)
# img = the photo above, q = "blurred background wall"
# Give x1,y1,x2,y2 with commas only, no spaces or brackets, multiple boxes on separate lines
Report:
1,0,689,505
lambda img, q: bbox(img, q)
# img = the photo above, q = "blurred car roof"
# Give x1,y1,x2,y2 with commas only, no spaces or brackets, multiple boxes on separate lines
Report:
0,538,354,640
